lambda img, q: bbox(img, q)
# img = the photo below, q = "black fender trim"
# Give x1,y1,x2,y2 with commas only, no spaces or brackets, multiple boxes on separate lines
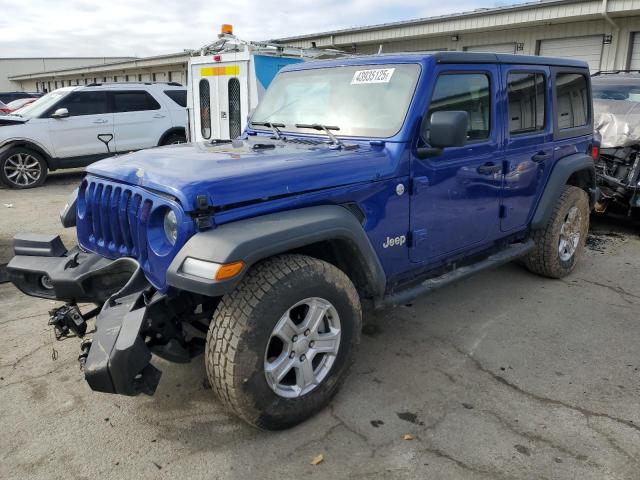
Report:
531,153,596,230
158,127,186,146
166,205,387,298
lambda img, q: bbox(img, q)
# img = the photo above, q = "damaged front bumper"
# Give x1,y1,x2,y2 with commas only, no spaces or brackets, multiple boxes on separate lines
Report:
7,233,162,396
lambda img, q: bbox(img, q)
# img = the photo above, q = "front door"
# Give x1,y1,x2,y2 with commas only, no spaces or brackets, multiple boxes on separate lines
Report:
410,66,503,263
48,91,113,159
500,66,553,231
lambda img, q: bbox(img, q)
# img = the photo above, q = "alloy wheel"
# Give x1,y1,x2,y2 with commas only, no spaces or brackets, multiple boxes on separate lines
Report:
558,205,582,262
4,153,42,187
264,297,341,398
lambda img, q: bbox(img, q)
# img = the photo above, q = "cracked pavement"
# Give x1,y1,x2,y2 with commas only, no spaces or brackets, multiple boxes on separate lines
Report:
1,172,639,479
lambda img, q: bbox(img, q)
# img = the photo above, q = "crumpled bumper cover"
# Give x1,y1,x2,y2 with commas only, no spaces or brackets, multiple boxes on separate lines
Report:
7,233,161,396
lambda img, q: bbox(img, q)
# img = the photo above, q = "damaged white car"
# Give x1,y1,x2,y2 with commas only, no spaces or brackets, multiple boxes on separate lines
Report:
592,71,640,216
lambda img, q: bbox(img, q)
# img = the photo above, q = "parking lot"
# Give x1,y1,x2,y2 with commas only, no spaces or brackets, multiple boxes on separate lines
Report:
0,173,639,479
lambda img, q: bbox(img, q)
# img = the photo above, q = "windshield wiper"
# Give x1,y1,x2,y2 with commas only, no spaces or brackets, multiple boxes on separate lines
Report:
295,123,357,150
250,121,285,140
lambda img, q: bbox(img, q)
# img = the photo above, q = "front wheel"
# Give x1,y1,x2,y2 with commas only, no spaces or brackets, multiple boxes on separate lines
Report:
523,185,589,278
161,132,186,145
205,254,362,430
0,147,48,189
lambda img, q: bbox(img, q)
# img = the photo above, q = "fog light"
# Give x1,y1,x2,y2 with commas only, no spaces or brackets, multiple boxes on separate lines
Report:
40,275,54,290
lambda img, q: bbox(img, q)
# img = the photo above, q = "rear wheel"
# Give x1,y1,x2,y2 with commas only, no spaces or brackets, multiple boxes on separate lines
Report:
0,147,48,189
524,186,589,278
205,254,362,430
161,132,186,145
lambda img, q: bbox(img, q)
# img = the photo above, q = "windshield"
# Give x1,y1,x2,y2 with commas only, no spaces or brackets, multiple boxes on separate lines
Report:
251,64,421,138
592,80,640,102
14,90,71,118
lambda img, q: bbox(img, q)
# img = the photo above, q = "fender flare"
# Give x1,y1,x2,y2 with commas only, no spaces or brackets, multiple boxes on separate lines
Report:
157,127,186,146
166,205,387,298
531,152,596,230
0,138,53,167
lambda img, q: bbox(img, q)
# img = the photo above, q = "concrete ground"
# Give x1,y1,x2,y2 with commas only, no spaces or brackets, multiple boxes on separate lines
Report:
1,172,639,480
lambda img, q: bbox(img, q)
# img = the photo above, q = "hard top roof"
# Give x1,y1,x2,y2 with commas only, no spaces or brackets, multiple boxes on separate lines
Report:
283,51,590,71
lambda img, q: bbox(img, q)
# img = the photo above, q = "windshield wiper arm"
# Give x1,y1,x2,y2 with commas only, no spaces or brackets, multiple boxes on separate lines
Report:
250,121,285,140
295,123,344,148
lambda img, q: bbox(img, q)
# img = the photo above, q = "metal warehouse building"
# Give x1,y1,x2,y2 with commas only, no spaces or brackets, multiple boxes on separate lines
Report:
280,0,640,71
7,0,640,92
0,57,133,91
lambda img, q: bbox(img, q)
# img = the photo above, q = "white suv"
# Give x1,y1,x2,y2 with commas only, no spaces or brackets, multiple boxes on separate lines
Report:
0,83,187,188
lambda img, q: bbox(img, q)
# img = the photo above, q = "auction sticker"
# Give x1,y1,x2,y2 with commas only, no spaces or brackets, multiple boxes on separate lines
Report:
351,68,395,84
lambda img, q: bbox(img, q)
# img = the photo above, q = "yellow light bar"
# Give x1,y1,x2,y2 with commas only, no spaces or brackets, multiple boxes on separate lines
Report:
221,24,233,35
200,65,240,77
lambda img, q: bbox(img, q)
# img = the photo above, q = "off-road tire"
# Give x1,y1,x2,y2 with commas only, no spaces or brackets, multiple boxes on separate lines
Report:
0,147,48,189
205,254,362,430
524,186,589,278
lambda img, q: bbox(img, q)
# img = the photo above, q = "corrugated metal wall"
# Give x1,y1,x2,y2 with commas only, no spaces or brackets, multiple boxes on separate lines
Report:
340,17,640,72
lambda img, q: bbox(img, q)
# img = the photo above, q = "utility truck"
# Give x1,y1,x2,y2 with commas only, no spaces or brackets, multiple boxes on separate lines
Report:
187,24,340,142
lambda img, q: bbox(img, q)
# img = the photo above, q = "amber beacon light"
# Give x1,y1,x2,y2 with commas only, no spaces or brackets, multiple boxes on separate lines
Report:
221,24,233,35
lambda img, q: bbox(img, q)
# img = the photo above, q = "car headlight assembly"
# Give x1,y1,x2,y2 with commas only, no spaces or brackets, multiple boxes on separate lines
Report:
163,209,178,245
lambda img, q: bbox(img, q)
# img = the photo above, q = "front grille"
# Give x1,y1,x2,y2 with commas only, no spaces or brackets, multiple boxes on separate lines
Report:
78,178,153,266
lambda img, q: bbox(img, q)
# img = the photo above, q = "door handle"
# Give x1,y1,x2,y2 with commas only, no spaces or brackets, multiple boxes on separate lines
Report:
153,114,166,119
532,152,551,163
92,119,108,124
476,163,502,175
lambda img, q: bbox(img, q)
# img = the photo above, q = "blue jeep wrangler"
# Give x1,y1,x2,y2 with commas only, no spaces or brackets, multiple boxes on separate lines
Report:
8,52,598,430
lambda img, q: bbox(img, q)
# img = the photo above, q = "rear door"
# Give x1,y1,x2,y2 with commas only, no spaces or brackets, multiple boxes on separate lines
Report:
190,61,248,141
409,66,503,263
48,90,113,159
111,90,170,152
500,66,553,232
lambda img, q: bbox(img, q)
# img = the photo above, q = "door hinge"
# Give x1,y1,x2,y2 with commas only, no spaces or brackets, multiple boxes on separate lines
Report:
499,205,507,218
409,229,428,248
411,176,429,195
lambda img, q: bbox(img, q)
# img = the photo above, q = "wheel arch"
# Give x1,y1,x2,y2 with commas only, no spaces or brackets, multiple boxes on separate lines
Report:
531,152,597,230
158,127,186,146
1,140,53,168
166,205,387,299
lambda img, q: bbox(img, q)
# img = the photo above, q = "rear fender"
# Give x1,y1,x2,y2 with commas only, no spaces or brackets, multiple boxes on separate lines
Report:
531,152,597,230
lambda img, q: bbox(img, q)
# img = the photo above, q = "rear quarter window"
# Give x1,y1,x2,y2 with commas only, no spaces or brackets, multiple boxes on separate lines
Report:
555,73,589,129
164,89,187,107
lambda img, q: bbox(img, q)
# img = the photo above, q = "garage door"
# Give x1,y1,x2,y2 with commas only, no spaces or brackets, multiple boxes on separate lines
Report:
539,36,603,71
630,32,640,69
465,43,516,54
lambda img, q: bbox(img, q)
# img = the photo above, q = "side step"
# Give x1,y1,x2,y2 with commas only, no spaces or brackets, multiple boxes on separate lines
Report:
376,240,535,308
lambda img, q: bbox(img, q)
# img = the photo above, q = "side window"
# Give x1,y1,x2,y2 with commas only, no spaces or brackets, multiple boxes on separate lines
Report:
199,79,211,139
112,91,161,113
507,73,546,134
163,90,187,107
424,73,491,143
555,73,589,129
53,91,109,116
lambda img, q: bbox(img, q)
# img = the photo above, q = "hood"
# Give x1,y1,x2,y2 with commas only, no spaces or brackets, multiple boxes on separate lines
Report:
0,116,27,126
86,139,398,211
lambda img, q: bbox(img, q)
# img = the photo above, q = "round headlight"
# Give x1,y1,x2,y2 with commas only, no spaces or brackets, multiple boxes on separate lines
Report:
163,210,178,245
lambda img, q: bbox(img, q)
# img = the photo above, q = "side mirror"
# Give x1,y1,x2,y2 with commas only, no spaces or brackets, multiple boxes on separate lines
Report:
429,111,468,148
51,108,69,119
